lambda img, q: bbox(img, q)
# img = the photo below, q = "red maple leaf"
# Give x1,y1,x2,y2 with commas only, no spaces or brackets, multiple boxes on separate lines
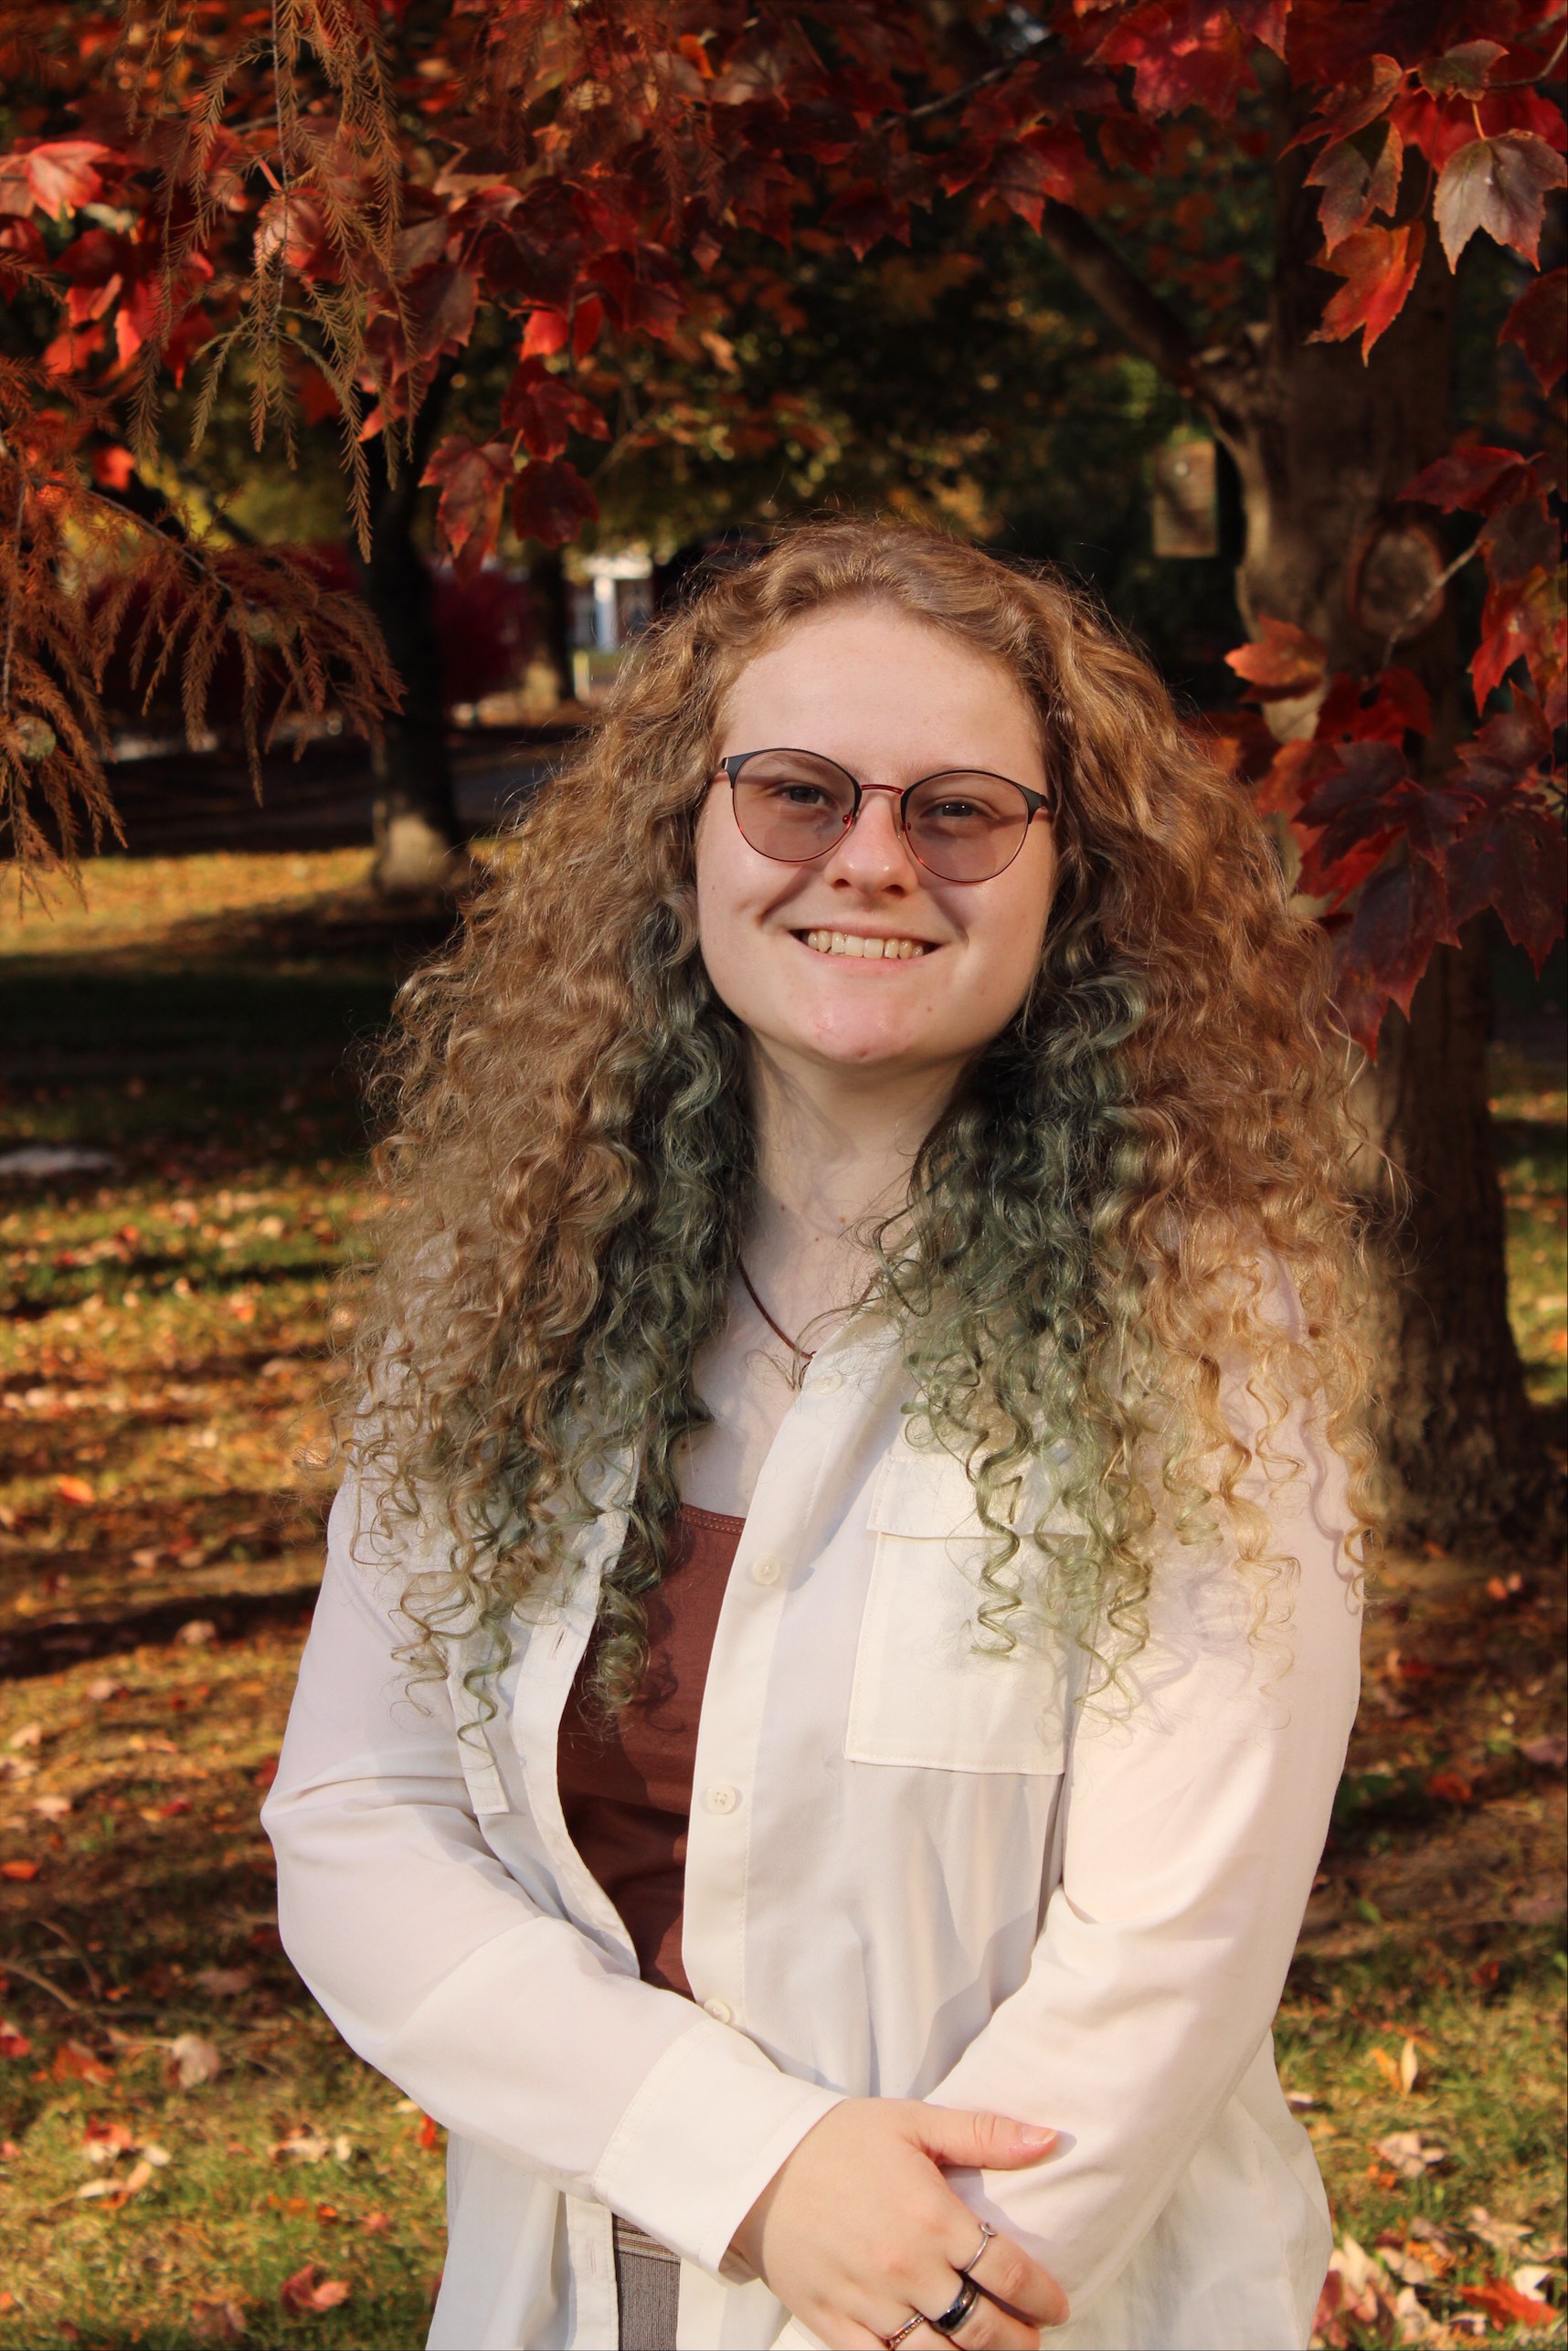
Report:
500,360,609,461
420,437,513,577
1401,439,1533,515
511,458,599,550
1224,615,1329,700
1435,132,1568,269
1308,217,1426,359
1500,266,1567,393
1308,121,1404,252
1418,40,1508,101
1286,55,1405,154
279,2263,351,2315
1446,798,1566,970
1472,565,1563,714
821,181,910,259
16,139,112,221
1330,854,1458,1051
1458,2277,1560,2328
1091,1,1254,120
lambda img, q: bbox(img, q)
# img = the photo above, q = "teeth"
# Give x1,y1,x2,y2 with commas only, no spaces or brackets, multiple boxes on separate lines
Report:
801,931,927,959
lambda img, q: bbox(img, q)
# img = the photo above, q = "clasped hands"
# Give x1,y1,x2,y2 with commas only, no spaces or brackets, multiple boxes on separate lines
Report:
727,2098,1069,2349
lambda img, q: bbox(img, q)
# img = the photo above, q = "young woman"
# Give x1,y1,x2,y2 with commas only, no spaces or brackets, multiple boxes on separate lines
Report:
264,522,1370,2351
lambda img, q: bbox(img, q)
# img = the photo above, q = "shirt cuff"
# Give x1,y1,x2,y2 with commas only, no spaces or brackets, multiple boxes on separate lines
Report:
594,2014,844,2275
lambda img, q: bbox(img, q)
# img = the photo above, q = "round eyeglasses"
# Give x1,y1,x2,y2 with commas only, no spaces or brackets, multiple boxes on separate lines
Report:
719,748,1050,885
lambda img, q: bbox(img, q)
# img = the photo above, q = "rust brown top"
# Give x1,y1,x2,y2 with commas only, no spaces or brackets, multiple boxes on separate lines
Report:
556,1503,746,1998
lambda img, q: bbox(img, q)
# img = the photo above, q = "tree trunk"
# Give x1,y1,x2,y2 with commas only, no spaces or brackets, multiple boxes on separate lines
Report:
355,375,467,896
1351,925,1553,1545
529,548,575,707
1036,82,1554,1548
1200,99,1552,1547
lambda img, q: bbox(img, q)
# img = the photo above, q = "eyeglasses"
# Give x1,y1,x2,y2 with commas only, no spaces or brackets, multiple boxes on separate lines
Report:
719,748,1051,885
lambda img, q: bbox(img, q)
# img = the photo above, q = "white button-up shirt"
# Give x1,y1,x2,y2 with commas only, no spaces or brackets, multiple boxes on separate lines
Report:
263,1297,1361,2351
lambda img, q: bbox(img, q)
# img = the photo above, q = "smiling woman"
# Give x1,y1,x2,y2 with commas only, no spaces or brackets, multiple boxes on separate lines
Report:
264,521,1375,2351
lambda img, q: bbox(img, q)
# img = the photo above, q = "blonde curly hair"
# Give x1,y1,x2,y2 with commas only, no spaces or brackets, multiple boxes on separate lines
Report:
347,519,1375,1709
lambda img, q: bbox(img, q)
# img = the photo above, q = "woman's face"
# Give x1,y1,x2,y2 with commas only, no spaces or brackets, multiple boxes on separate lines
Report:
694,603,1055,1094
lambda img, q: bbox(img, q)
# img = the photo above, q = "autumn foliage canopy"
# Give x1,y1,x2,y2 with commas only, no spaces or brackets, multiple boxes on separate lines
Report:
0,0,1563,1046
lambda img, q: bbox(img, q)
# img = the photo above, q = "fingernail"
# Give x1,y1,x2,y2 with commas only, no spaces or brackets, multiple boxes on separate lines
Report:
1018,2125,1056,2147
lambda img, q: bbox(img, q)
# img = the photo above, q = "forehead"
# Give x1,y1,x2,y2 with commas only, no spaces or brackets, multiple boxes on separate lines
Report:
719,602,1045,789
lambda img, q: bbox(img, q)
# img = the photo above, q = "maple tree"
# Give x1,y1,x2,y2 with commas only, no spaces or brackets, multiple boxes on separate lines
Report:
0,0,1563,1536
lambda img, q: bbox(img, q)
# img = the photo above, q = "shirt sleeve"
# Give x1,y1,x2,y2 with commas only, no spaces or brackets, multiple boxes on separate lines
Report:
921,1380,1362,2317
260,1468,842,2276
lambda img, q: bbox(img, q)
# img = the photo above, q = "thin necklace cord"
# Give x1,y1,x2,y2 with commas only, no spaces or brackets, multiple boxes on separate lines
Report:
736,1258,815,1364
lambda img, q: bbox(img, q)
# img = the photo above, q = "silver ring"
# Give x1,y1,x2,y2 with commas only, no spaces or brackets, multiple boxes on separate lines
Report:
884,2317,925,2350
930,2277,983,2337
961,2221,996,2276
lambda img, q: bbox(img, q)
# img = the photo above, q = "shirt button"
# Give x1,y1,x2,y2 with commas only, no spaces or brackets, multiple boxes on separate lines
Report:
705,1783,740,1815
750,1555,782,1585
812,1369,844,1394
703,1996,734,2025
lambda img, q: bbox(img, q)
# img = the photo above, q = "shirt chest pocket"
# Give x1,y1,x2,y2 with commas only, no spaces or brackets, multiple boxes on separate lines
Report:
845,1444,1067,1775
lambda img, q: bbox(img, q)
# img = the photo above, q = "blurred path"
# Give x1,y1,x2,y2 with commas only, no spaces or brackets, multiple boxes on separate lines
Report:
94,724,581,858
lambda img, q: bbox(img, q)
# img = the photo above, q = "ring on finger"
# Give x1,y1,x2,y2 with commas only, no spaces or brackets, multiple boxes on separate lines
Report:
960,2222,996,2278
928,2278,984,2339
883,2315,926,2350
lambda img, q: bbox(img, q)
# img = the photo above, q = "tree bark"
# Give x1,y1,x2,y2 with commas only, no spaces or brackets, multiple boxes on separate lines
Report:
1351,924,1552,1546
1042,87,1553,1547
355,373,467,896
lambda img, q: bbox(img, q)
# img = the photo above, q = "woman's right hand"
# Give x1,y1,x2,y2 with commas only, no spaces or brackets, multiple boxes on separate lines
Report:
727,2098,1070,2349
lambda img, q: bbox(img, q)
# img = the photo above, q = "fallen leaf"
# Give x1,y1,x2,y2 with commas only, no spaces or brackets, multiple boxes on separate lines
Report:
1511,1886,1564,1925
7,1724,42,1750
279,2262,351,2315
1374,2130,1446,2177
32,1794,71,1820
53,2040,113,2086
1285,2089,1320,2110
169,2032,222,2087
270,2127,330,2164
1425,1769,1473,1804
1,1859,39,1881
358,2209,391,2234
192,1966,254,1998
1399,2036,1421,2094
176,1619,217,1647
55,1476,95,1505
83,2119,135,2163
315,2202,342,2224
417,2112,440,2150
1512,2264,1556,2301
1459,2274,1558,2327
76,2155,154,2202
1519,1733,1568,1770
0,2022,34,2060
189,2299,248,2343
1467,2207,1539,2254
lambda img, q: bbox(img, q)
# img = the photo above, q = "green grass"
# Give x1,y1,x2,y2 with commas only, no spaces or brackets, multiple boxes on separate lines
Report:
1,853,1563,2348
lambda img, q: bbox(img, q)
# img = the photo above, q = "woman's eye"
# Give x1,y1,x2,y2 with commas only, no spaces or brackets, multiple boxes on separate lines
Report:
924,798,988,824
768,782,833,808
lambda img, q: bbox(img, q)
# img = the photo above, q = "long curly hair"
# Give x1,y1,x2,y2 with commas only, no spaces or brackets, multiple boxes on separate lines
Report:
348,519,1375,1711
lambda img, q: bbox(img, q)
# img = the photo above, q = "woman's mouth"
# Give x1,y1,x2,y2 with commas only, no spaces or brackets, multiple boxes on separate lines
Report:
798,930,932,960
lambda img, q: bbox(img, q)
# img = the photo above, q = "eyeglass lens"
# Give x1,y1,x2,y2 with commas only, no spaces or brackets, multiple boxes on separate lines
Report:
731,751,1033,883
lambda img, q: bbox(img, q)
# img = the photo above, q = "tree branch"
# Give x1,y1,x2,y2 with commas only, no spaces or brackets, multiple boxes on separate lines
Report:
1036,198,1199,391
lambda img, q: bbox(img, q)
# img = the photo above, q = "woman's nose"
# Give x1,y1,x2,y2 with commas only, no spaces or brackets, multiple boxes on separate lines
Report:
823,789,918,889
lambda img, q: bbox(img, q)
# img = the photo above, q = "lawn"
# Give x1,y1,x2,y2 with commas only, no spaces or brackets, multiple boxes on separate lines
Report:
1,853,1563,2349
